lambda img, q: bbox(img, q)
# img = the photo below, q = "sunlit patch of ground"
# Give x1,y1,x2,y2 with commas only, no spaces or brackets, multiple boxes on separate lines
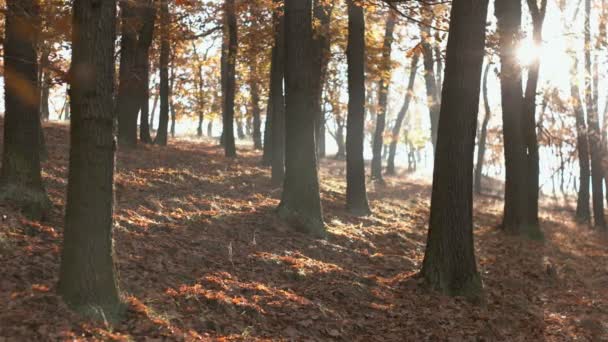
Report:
0,122,607,340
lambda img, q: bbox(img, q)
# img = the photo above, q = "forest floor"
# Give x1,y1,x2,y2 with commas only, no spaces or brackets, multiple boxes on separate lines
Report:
1,122,608,341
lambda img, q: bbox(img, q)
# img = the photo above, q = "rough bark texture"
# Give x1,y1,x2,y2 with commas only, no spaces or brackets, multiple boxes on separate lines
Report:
474,61,492,194
116,0,139,147
386,51,419,175
278,0,325,237
58,0,123,321
312,0,333,160
496,0,541,238
346,0,371,216
137,1,156,144
155,0,170,146
139,57,152,144
370,11,396,181
584,0,605,228
1,0,51,220
221,0,238,157
421,0,488,300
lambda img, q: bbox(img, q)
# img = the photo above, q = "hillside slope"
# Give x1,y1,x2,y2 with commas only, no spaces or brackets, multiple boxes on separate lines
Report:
0,123,607,341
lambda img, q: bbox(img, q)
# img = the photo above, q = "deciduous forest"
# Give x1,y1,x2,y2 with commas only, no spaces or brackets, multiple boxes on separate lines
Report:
2,0,608,340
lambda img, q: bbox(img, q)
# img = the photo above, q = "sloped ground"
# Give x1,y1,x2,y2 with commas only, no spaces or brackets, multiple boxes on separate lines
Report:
0,122,607,341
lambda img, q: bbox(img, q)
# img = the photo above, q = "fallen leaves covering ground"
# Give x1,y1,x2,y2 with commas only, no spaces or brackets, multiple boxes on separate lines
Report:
1,122,608,341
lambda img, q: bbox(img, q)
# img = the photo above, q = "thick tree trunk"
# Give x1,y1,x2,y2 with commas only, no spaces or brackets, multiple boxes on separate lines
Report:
584,0,605,228
312,0,333,160
139,58,152,144
278,0,325,237
474,61,492,194
371,11,396,181
346,0,371,216
421,0,488,300
387,51,419,175
270,0,285,186
137,1,156,144
221,0,238,157
496,0,541,238
571,56,592,223
155,0,170,146
116,0,139,147
421,24,440,151
1,0,50,219
58,0,123,321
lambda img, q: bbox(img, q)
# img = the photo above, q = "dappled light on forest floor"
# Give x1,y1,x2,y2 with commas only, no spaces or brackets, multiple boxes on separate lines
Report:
0,123,607,340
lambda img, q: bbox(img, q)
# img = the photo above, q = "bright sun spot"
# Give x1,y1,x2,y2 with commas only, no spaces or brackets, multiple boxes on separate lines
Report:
517,41,542,66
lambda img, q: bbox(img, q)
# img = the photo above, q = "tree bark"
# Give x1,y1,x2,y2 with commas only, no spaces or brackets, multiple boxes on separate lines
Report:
421,0,488,300
346,0,371,216
421,24,440,151
584,0,605,228
58,0,123,321
387,51,419,175
278,0,325,237
1,0,50,219
522,0,547,229
312,0,333,160
155,0,170,146
474,60,492,194
137,1,156,144
270,0,285,186
116,0,139,147
371,10,396,181
496,0,541,238
249,64,263,150
221,0,238,157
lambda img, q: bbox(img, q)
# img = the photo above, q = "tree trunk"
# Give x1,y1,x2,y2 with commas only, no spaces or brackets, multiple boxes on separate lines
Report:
421,0,488,300
221,0,238,157
155,0,170,146
522,0,547,229
496,0,540,238
474,61,492,194
335,123,346,160
150,90,159,129
39,48,51,122
116,0,140,147
207,120,213,137
584,0,605,228
371,11,396,181
270,0,285,186
58,0,123,321
249,64,263,150
278,0,325,237
1,0,50,219
387,51,419,175
571,55,592,223
312,0,333,160
421,22,440,150
137,1,156,144
346,0,371,216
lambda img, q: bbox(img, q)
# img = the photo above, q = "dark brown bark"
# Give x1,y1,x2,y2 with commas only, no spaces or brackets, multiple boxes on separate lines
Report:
116,0,140,147
346,0,371,216
249,64,263,150
137,1,156,144
371,11,396,181
155,0,170,146
139,57,152,144
1,0,50,219
221,0,238,157
312,0,333,160
58,0,123,321
523,0,547,229
421,0,488,300
496,0,541,238
474,61,492,194
270,0,285,186
386,51,419,175
584,0,605,228
278,0,325,237
39,47,51,122
169,58,176,138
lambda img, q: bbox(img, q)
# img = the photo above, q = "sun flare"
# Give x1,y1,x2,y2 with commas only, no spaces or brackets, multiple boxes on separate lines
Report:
517,41,542,66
